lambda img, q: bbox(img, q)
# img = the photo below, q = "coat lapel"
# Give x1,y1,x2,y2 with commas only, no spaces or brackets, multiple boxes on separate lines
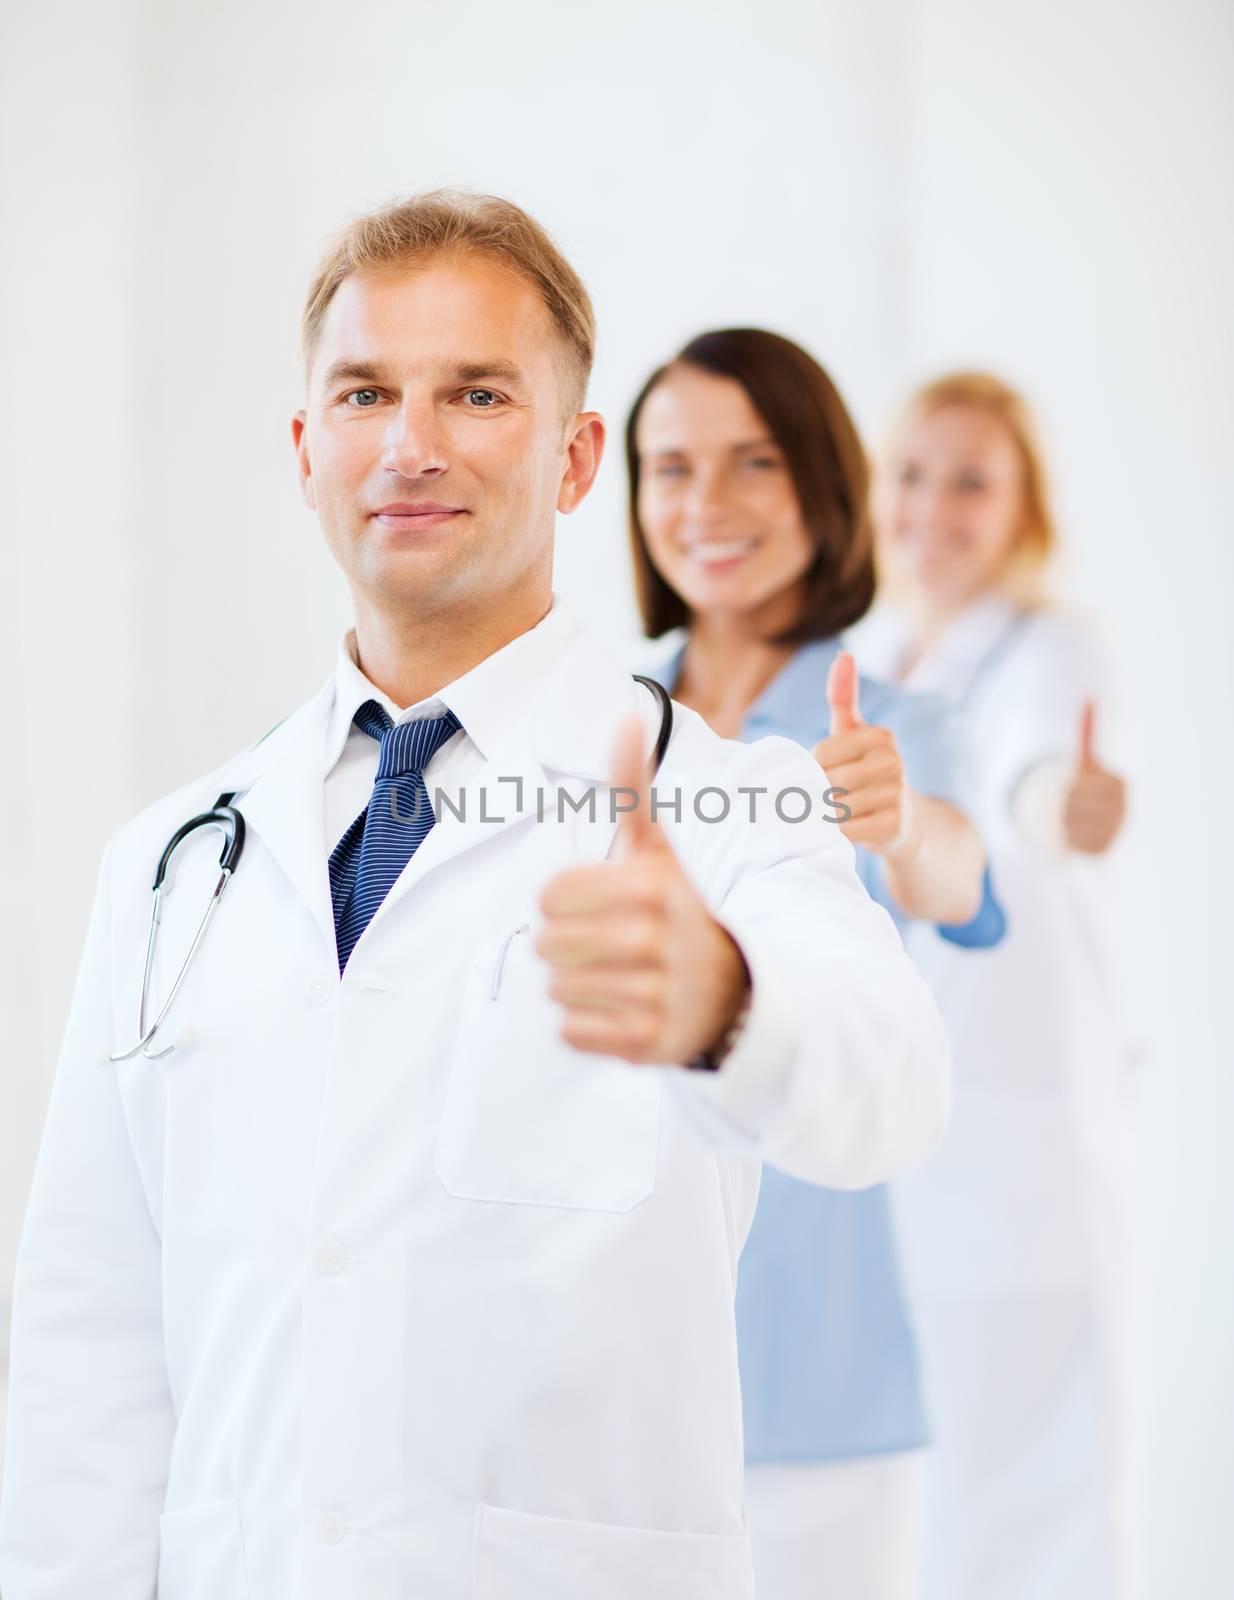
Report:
222,679,338,959
904,593,1021,701
208,626,667,968
530,628,660,870
358,627,657,939
367,743,548,917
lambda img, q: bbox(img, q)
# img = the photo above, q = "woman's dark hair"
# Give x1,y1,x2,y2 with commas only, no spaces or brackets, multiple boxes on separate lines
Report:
625,327,876,641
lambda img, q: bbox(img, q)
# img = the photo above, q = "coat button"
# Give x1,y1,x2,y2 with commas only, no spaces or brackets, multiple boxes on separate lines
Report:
317,1508,349,1546
312,1239,347,1276
306,977,332,1007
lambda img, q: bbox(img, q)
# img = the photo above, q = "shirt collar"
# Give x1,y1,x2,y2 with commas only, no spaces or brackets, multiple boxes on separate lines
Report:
325,596,581,772
743,636,845,738
650,633,845,742
899,591,1023,698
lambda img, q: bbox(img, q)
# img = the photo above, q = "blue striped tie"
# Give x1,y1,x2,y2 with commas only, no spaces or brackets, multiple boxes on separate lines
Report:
329,699,462,973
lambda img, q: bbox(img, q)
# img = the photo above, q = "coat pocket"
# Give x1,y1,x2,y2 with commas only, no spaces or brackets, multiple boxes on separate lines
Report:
158,1497,249,1600
434,922,661,1212
474,1502,754,1600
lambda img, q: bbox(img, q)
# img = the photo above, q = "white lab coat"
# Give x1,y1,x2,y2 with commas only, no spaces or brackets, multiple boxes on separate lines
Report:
0,616,949,1600
854,594,1136,1600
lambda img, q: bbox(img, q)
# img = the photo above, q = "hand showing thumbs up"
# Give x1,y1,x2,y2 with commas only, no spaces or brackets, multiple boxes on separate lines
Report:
1062,701,1127,853
812,652,920,859
535,714,750,1066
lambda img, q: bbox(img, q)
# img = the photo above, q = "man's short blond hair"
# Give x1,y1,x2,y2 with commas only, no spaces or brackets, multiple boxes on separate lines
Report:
302,189,595,414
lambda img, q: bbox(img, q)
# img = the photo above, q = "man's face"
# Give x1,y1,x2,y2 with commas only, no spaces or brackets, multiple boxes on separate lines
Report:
293,254,601,619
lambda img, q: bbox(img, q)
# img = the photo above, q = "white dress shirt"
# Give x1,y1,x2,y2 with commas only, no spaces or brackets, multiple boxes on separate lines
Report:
323,602,579,853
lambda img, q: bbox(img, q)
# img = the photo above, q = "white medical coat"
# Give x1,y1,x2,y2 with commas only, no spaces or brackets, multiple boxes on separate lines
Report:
854,593,1135,1600
0,613,949,1600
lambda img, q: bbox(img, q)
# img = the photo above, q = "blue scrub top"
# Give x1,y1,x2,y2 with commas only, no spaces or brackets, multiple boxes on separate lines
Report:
650,634,1004,1464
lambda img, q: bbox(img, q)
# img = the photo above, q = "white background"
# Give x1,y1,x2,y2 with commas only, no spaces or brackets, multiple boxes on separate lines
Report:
1,1,1231,1591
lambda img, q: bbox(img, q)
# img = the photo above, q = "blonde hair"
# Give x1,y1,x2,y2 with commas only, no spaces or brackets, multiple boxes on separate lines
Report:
301,189,595,413
885,371,1057,605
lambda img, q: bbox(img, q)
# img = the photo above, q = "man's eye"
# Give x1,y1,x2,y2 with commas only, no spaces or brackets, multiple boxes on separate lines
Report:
653,463,689,479
463,389,501,407
345,389,382,408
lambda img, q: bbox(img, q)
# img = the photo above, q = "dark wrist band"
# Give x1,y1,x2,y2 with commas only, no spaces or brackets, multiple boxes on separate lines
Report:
685,989,752,1073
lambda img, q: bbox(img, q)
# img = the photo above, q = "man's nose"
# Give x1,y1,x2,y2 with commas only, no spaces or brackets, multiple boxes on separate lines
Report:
381,401,448,478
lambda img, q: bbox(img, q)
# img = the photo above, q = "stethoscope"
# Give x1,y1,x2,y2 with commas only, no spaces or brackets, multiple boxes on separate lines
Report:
108,793,246,1062
108,675,674,1064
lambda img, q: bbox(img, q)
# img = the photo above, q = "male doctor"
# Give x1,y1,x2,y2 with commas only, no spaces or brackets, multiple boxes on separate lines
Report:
0,190,949,1600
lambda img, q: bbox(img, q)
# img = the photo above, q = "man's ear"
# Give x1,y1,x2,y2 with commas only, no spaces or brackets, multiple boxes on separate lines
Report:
557,413,606,515
291,411,317,510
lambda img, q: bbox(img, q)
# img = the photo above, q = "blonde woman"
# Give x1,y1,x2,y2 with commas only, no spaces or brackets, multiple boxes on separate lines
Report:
855,373,1133,1600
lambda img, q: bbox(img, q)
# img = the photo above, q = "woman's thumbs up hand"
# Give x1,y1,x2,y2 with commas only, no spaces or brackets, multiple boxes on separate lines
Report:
826,649,864,733
1062,701,1128,853
812,652,919,859
535,713,750,1067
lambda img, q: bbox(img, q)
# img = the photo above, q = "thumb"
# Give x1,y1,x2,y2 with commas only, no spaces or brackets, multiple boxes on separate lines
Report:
827,651,864,735
610,713,669,857
1078,700,1099,769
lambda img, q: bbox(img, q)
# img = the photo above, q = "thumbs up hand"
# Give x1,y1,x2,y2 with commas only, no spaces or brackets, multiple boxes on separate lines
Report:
535,713,750,1066
812,652,920,859
826,648,863,734
1062,701,1127,853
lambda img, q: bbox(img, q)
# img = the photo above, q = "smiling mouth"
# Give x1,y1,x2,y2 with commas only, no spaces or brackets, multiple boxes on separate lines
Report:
370,503,468,527
902,531,962,558
684,539,758,566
